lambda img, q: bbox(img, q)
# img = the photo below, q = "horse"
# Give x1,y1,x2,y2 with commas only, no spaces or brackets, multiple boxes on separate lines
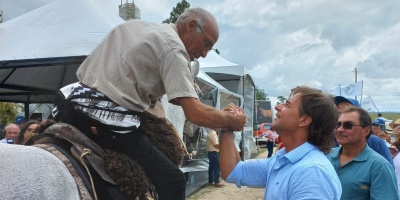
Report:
0,143,81,200
0,61,202,200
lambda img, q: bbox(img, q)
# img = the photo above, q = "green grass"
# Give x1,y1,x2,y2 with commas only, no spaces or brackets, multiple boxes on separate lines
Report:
368,112,400,121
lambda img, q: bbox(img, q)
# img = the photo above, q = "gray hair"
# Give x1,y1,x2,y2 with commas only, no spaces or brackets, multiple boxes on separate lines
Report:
5,123,20,132
176,8,218,31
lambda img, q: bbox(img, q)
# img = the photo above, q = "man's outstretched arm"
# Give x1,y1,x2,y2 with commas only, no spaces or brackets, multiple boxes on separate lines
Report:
219,131,241,180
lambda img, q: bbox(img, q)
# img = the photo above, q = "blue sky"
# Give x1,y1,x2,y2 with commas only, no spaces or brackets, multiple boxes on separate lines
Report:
1,0,400,112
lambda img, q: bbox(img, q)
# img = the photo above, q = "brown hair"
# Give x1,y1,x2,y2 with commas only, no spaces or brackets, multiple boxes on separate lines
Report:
291,86,338,154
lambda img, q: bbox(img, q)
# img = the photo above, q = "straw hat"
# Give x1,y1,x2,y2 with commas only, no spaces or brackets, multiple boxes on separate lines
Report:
389,119,400,129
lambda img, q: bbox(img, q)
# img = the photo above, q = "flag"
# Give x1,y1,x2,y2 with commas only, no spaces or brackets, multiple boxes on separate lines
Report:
327,86,341,96
340,82,362,97
361,96,377,112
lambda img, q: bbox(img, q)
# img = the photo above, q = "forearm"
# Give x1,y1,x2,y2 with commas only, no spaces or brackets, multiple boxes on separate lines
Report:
219,131,241,180
179,98,245,131
188,105,239,129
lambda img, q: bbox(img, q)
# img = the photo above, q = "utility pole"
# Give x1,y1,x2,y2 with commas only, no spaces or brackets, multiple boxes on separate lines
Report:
354,67,357,100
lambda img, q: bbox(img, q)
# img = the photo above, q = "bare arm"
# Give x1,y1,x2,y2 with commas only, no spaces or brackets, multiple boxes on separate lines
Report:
176,97,246,131
219,131,241,180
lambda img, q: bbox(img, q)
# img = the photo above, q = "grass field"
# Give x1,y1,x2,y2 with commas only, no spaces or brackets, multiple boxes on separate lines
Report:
368,112,400,121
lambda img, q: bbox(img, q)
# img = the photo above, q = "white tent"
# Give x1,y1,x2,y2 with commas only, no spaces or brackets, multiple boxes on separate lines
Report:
198,50,257,160
198,50,244,77
0,0,124,103
0,0,124,60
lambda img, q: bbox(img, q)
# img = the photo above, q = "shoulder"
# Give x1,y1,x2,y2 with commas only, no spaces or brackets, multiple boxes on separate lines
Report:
366,147,391,165
326,147,340,156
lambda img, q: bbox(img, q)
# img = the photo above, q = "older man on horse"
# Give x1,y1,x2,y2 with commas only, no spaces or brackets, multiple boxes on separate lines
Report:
53,8,246,200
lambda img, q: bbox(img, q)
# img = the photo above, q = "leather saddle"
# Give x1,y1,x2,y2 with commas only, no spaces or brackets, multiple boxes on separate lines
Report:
25,123,117,185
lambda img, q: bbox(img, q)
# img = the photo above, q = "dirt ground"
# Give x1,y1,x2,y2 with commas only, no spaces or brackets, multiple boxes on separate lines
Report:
187,148,270,200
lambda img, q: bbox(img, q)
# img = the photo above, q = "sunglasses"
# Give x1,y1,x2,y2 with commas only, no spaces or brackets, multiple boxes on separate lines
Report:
337,121,364,130
196,24,213,51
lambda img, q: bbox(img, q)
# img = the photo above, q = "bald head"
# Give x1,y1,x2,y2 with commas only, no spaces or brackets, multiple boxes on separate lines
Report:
176,8,219,61
5,123,20,143
176,8,219,35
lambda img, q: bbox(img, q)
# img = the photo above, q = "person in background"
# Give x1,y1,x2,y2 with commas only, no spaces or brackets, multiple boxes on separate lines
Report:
264,128,276,158
52,8,246,200
390,126,400,198
220,86,342,199
206,128,224,188
334,96,394,167
17,120,40,144
0,124,5,140
376,112,392,123
0,124,20,144
327,106,398,200
14,116,26,128
276,135,284,151
373,118,392,145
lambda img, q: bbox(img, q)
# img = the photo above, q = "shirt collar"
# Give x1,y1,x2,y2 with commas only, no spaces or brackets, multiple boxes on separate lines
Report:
170,24,178,34
348,144,369,162
329,144,369,162
276,142,317,163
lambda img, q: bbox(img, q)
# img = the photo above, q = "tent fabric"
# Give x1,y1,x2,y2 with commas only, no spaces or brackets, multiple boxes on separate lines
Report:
0,0,124,103
0,0,124,60
198,51,244,77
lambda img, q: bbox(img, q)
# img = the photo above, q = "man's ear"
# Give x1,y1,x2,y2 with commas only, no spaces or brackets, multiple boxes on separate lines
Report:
299,115,312,128
363,126,372,138
187,19,197,32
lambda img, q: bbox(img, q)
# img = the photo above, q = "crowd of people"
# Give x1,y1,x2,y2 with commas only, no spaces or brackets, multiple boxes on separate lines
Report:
0,117,40,145
220,91,400,199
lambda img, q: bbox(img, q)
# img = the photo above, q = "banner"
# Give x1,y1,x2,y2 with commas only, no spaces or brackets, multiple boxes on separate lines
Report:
361,96,377,112
340,82,362,97
327,86,341,96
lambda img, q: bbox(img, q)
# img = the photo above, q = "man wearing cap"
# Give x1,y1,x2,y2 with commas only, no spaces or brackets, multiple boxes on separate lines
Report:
14,116,26,128
372,118,391,145
376,112,392,123
334,96,394,167
326,106,398,200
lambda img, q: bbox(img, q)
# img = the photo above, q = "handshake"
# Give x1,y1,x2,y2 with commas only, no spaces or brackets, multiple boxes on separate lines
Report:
221,103,247,132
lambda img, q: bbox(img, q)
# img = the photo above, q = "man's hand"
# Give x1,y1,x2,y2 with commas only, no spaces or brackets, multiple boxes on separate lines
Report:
389,146,398,159
222,103,247,131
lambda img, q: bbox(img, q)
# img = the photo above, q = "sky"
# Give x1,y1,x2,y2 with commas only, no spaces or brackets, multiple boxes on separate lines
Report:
1,0,400,112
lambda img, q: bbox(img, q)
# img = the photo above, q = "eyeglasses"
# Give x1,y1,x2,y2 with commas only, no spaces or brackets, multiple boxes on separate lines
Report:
196,23,213,51
337,121,364,130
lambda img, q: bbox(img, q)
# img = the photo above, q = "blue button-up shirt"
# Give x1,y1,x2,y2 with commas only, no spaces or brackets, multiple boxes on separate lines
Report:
226,142,342,200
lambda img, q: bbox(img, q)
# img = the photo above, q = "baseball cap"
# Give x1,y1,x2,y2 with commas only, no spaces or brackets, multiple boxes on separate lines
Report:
372,118,385,126
334,96,360,107
14,116,26,125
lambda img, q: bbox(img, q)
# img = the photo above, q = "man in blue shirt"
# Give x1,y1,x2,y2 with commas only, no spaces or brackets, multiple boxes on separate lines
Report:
219,86,342,199
326,106,398,200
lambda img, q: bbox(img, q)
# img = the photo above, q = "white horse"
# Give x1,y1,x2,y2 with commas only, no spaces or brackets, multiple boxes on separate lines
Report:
0,144,80,200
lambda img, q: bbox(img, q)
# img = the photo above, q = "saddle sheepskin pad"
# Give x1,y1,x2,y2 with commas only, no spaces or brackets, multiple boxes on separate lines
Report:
140,111,186,166
0,144,80,200
103,111,186,198
30,112,185,199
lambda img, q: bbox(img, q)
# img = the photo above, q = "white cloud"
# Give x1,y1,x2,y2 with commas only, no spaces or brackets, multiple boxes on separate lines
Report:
2,0,399,111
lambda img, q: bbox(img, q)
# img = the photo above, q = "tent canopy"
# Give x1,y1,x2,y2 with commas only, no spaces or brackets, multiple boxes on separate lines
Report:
0,0,124,103
198,50,244,81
